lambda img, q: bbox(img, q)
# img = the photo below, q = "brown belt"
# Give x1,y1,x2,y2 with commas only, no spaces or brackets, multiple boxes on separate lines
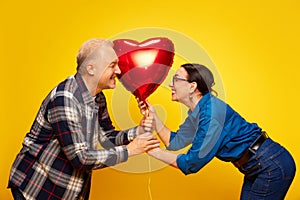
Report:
232,131,269,168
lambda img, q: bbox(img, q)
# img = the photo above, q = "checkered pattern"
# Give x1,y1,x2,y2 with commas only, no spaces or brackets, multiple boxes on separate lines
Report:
8,73,137,199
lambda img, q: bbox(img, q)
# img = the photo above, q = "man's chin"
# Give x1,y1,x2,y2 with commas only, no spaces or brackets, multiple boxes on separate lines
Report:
101,84,116,90
105,79,117,89
171,96,179,102
108,84,116,89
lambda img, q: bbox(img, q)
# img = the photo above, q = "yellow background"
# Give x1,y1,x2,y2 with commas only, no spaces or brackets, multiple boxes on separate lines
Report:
1,0,299,199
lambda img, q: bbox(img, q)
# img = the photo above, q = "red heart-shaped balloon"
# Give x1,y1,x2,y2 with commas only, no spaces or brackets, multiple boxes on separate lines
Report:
113,37,174,101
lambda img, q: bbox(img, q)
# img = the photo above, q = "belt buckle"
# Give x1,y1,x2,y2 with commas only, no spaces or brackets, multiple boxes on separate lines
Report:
249,131,268,154
248,146,257,154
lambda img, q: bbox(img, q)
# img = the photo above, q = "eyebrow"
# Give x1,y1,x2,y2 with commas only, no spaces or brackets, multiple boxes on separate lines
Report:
174,74,185,78
110,60,118,65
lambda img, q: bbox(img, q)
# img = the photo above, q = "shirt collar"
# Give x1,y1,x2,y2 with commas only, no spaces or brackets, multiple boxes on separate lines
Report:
198,93,212,108
188,93,212,116
74,73,95,105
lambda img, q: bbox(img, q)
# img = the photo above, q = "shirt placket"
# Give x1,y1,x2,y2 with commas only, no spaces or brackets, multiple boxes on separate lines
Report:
87,102,99,149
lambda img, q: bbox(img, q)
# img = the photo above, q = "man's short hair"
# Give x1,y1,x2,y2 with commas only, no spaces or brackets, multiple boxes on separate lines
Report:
76,39,113,71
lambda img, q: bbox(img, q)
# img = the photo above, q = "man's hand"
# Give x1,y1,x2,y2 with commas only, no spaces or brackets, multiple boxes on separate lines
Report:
126,134,160,157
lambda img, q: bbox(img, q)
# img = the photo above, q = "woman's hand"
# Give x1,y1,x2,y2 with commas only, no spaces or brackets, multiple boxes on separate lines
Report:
136,98,171,147
141,115,154,133
137,98,157,135
137,98,157,117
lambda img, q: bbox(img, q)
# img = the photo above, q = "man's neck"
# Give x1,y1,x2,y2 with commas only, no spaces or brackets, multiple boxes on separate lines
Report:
81,74,101,97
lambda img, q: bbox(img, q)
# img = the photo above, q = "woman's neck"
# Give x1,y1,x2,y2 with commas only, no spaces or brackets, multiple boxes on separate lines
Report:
186,94,202,111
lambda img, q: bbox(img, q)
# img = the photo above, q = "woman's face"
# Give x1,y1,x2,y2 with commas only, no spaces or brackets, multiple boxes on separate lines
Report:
169,67,191,102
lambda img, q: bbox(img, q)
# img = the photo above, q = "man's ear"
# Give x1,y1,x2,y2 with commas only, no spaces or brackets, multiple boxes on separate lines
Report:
86,64,94,75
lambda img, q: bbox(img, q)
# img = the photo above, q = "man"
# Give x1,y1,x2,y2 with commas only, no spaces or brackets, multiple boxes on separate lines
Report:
8,39,159,200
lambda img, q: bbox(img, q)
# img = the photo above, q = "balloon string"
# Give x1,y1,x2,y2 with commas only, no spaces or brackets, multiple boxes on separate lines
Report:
143,107,152,200
147,155,153,200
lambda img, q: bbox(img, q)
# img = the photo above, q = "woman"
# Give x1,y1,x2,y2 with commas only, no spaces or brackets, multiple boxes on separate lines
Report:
140,63,296,199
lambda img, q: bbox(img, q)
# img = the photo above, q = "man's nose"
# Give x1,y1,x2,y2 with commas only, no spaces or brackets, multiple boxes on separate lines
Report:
115,64,121,74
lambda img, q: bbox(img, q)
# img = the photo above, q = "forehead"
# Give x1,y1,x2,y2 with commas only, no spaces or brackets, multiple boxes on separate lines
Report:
175,67,188,77
100,45,118,62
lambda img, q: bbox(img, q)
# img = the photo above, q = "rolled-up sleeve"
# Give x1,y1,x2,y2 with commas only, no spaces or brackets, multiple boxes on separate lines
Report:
176,117,224,175
167,111,199,151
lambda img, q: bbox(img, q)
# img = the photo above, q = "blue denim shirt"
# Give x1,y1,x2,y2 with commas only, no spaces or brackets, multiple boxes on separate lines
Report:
167,93,262,175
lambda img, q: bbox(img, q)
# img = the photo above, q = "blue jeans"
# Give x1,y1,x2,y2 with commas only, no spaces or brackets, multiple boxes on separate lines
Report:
239,138,296,200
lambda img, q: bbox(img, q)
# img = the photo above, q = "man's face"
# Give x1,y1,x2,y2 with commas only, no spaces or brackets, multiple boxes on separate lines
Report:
94,45,121,94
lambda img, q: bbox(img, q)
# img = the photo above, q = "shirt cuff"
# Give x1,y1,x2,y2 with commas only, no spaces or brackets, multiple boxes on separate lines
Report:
176,154,190,175
166,131,176,150
115,145,128,164
127,126,138,142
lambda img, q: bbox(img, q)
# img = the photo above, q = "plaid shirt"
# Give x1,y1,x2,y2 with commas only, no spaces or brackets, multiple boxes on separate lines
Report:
8,73,137,199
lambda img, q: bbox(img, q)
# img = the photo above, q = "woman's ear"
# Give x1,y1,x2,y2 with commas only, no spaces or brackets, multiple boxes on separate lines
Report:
189,82,197,93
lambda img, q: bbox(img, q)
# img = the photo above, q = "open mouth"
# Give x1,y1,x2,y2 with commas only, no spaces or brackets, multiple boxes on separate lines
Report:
110,74,116,80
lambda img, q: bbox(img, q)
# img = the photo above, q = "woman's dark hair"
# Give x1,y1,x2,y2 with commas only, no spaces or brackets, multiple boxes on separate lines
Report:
181,63,217,96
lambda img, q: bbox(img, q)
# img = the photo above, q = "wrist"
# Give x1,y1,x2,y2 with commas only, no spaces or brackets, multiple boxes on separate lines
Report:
136,126,143,135
126,146,135,157
148,147,161,157
126,143,135,157
155,117,164,133
127,149,132,157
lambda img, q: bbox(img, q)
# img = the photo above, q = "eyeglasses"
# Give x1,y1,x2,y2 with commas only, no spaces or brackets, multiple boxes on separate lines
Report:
172,75,190,85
